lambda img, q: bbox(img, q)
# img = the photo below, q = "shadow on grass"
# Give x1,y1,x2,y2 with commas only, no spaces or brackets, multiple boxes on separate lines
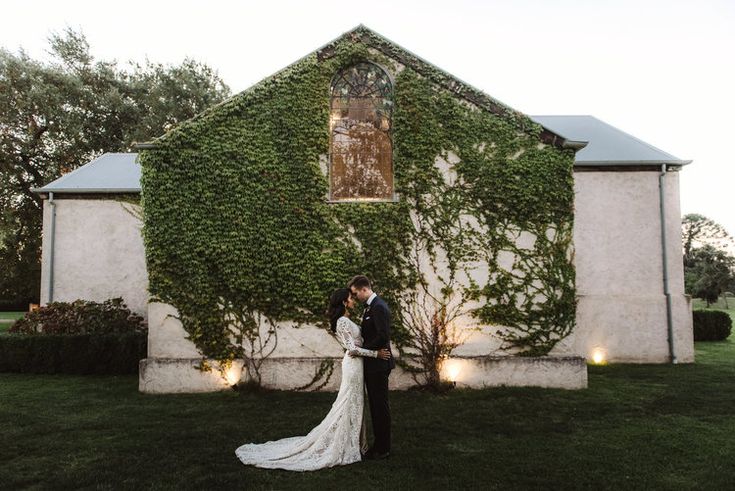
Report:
0,340,733,489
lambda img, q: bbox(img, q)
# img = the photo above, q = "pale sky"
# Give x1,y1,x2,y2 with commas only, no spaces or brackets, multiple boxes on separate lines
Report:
3,0,734,238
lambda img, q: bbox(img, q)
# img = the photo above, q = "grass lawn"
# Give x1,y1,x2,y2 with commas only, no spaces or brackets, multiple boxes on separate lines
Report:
1,342,734,490
0,312,25,333
0,311,26,321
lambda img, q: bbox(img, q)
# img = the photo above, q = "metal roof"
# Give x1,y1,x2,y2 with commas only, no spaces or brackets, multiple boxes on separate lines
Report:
31,153,141,193
530,115,692,166
31,116,691,195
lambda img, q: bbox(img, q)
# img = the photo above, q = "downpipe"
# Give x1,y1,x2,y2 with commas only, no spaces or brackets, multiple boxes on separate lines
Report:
658,164,677,363
48,192,56,303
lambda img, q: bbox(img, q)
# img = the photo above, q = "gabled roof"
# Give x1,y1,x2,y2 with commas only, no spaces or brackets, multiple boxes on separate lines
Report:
137,25,584,152
531,115,692,166
316,25,586,150
31,115,691,195
30,153,141,194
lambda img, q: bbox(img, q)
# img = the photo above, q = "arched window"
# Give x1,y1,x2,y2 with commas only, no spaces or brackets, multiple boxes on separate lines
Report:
329,62,394,201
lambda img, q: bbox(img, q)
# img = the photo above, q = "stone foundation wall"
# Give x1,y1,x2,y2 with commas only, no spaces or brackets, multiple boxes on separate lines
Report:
139,355,588,394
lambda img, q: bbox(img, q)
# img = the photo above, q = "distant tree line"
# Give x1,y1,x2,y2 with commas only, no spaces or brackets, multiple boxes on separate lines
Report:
0,28,230,309
682,213,735,306
1,29,733,314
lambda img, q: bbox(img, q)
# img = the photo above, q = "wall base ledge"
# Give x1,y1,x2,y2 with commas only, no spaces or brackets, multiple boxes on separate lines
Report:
139,355,588,393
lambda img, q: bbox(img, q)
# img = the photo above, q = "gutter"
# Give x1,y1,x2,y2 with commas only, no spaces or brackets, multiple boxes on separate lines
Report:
33,188,141,194
658,164,676,363
562,140,588,150
48,192,57,303
575,159,693,166
133,142,159,150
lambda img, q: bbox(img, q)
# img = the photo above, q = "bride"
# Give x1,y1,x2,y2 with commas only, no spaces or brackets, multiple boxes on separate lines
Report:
234,287,392,471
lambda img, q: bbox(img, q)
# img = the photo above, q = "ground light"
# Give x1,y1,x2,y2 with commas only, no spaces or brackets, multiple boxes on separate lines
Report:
225,365,242,386
591,348,607,365
444,359,463,387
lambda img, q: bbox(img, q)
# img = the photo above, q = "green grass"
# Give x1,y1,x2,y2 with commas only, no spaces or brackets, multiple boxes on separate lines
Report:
0,311,24,333
0,311,26,320
1,342,735,489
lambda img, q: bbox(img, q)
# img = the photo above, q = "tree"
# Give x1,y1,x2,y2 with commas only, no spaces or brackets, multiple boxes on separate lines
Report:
682,213,734,267
684,245,735,306
0,28,230,307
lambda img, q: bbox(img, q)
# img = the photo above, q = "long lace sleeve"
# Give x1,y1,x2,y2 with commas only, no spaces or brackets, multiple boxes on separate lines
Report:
336,317,378,358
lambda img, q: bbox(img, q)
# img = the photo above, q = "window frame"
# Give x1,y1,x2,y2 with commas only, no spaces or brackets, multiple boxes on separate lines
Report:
326,61,399,204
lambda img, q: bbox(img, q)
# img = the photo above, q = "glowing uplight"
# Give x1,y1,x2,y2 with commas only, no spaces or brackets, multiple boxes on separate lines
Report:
448,364,461,382
225,365,242,386
591,348,606,365
444,359,464,386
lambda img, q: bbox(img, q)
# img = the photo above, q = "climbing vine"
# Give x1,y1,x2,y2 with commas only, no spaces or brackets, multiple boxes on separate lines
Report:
294,359,336,392
139,30,577,382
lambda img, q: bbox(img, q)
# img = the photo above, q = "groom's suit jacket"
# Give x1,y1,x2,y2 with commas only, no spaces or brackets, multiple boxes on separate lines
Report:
360,294,396,374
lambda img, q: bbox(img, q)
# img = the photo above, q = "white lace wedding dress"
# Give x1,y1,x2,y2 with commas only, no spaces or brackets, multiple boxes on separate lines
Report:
235,316,378,471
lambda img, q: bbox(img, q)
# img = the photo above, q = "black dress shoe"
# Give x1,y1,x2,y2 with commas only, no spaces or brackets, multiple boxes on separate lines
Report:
372,450,390,460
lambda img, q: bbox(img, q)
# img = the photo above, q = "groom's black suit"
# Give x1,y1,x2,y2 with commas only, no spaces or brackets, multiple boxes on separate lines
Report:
360,294,395,455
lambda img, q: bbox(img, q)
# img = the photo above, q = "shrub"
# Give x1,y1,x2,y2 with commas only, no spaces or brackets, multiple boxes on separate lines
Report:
0,297,36,311
8,297,146,335
0,332,146,374
692,310,732,341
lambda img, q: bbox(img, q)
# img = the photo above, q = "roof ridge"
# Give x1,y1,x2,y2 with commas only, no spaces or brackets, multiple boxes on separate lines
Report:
144,25,367,141
335,26,571,148
142,25,573,149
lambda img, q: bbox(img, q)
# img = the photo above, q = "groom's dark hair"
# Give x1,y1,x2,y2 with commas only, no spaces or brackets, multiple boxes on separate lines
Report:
347,275,371,290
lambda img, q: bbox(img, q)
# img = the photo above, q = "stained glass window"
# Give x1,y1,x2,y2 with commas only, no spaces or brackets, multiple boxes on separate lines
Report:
329,62,394,201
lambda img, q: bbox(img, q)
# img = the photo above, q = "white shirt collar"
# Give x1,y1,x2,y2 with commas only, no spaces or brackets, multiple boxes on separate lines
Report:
366,292,377,306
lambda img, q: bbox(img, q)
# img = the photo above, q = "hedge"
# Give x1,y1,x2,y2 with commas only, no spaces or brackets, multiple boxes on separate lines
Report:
0,332,147,374
692,310,732,341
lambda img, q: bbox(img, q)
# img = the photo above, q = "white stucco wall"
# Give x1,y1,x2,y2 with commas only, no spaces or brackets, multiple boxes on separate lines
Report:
39,197,149,320
38,165,694,393
552,169,694,363
138,166,695,392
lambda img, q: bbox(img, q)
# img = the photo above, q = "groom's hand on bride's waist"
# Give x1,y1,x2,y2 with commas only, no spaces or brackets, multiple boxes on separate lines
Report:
348,349,392,359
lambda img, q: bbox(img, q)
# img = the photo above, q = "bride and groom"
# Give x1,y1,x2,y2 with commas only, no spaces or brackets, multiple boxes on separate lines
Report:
235,275,396,471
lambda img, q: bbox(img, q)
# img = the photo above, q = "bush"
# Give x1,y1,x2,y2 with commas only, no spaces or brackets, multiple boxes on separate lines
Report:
0,298,37,312
0,332,146,374
9,297,146,335
693,310,732,341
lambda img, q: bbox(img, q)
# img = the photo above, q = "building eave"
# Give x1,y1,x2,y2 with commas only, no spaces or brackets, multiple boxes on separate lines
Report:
142,24,574,151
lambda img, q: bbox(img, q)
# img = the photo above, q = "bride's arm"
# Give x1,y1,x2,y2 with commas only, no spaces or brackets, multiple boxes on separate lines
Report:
337,318,378,358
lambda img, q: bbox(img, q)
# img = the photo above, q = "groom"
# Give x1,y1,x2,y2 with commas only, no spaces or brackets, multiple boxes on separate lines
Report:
348,275,395,460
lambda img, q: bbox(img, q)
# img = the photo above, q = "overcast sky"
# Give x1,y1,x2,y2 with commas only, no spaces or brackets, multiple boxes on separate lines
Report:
3,0,734,238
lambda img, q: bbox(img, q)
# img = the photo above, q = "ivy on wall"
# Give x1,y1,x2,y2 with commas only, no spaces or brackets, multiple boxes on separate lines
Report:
139,34,577,378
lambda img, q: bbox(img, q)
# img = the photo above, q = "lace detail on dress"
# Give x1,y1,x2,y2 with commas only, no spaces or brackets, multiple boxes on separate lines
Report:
234,316,369,471
336,316,378,358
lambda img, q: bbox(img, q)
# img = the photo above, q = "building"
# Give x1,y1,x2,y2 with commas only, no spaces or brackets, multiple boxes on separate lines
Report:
32,26,693,393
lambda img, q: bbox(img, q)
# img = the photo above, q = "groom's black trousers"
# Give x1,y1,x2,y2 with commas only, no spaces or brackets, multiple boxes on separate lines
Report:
365,368,391,454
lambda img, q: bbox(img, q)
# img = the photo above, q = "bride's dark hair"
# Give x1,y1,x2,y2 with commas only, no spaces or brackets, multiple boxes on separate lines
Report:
327,288,350,333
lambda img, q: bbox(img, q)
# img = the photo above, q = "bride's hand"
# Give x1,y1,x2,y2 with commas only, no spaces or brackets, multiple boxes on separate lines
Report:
377,348,391,360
